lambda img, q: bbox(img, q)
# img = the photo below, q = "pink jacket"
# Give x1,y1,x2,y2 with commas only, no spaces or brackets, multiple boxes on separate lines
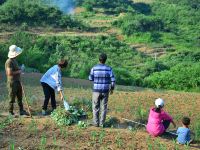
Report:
146,107,173,137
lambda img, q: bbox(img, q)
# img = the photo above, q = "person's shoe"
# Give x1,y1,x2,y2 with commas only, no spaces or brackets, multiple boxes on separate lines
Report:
42,110,47,116
20,110,29,116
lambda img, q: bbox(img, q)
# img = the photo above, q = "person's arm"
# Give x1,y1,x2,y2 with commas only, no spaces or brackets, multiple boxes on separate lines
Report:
59,90,64,100
6,68,21,76
55,70,63,100
161,111,173,121
161,110,176,128
89,68,94,81
110,68,115,94
162,111,176,127
5,60,21,76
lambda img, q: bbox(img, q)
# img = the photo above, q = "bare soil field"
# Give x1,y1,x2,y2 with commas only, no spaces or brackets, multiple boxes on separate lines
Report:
0,72,200,149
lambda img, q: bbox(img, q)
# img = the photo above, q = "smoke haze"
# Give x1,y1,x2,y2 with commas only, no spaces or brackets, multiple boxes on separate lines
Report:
44,0,75,14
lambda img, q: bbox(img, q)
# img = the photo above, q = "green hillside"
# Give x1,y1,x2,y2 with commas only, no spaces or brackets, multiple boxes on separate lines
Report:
0,0,200,91
1,1,200,149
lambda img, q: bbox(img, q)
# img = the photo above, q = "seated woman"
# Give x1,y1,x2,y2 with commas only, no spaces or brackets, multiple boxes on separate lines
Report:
146,98,176,137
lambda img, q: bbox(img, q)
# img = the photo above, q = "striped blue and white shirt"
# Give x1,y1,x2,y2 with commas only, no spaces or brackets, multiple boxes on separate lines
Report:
89,64,115,93
40,65,62,91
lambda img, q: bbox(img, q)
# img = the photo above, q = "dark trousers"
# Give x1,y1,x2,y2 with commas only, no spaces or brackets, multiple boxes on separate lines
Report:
8,81,24,112
163,120,171,130
41,82,56,110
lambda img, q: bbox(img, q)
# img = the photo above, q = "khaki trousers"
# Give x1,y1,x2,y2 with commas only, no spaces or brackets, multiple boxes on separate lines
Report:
92,92,109,126
7,81,23,113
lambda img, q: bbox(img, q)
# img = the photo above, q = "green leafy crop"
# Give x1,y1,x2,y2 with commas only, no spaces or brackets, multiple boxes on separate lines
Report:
51,106,86,126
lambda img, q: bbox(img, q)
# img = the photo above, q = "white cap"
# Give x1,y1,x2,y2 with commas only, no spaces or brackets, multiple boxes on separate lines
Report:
155,98,164,108
8,45,23,58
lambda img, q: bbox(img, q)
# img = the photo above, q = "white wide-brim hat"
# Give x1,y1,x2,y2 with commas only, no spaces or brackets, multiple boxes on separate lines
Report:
8,45,23,58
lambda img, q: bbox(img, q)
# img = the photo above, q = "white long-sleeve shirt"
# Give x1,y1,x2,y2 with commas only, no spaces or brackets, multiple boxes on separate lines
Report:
40,65,62,91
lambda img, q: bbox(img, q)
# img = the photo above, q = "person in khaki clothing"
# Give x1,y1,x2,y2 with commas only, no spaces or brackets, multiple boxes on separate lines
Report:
5,45,28,116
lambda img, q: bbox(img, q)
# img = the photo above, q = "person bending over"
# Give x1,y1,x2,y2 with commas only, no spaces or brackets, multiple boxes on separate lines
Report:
40,59,68,115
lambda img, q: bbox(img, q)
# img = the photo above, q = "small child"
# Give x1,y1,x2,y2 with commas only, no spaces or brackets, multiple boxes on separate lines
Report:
146,98,176,137
177,117,192,145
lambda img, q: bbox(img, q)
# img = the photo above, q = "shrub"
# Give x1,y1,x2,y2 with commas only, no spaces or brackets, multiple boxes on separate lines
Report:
145,62,200,91
84,4,93,12
113,0,199,51
113,14,164,36
0,0,84,29
113,68,133,85
76,0,135,14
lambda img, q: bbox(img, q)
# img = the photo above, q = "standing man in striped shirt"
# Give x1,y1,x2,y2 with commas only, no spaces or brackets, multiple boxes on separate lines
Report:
89,53,115,127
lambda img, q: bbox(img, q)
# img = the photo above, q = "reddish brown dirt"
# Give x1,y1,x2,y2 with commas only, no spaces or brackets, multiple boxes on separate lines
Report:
0,72,200,149
74,7,85,14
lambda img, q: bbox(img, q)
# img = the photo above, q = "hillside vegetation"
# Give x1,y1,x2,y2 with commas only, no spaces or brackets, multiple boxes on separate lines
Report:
114,0,200,51
0,32,154,86
74,0,200,91
0,0,86,30
0,1,200,149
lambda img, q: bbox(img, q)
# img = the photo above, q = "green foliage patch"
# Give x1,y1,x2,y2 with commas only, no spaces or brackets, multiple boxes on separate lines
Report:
145,62,200,91
51,97,90,126
0,116,13,131
76,0,151,14
71,98,92,112
0,0,86,29
76,0,134,13
51,106,86,126
1,30,199,90
0,32,153,86
0,0,200,91
113,0,200,51
193,119,200,141
77,121,88,129
113,14,164,36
